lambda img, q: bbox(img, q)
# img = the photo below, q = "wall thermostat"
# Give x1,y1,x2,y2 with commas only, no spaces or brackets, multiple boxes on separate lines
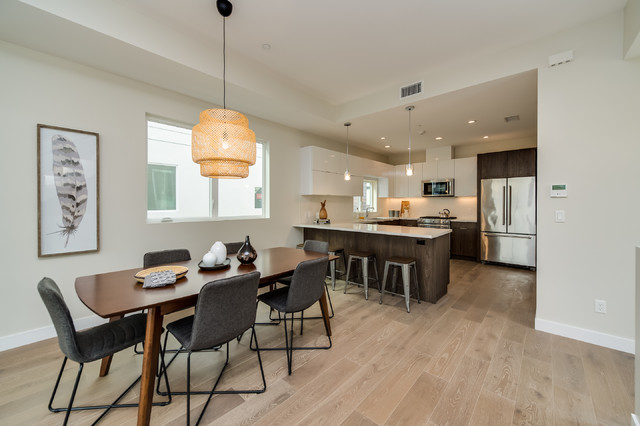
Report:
550,184,567,198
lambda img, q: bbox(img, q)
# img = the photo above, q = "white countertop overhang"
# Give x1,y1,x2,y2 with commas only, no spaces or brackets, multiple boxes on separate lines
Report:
294,223,452,239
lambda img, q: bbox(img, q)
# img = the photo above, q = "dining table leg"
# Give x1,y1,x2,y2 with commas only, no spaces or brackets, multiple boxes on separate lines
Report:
318,290,332,336
137,306,163,426
99,315,124,377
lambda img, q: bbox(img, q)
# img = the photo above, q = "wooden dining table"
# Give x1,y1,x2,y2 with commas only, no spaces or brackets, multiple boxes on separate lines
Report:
75,247,334,426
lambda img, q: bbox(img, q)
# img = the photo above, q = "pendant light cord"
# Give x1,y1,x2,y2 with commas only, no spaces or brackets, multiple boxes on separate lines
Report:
346,125,349,167
408,108,411,166
222,17,226,110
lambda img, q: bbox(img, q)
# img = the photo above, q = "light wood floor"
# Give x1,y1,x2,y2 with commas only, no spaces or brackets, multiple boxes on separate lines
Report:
0,260,634,425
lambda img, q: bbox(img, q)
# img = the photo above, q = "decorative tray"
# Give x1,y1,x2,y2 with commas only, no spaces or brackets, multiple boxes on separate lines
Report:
198,258,231,271
134,265,188,283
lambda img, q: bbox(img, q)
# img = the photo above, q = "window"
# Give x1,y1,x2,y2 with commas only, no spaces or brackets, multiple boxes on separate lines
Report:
147,164,176,210
147,118,268,222
353,178,378,212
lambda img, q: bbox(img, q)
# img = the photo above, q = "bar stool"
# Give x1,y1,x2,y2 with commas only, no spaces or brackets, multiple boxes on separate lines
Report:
379,257,421,313
328,246,347,290
344,251,379,300
297,243,344,291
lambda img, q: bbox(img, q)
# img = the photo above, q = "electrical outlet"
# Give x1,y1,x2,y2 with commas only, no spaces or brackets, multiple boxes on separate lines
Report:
595,299,607,314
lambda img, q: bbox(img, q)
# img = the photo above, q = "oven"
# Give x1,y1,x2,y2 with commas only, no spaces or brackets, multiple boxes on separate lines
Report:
417,216,451,229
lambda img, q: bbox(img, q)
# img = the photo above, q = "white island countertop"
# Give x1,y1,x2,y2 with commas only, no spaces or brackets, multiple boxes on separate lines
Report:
294,222,451,239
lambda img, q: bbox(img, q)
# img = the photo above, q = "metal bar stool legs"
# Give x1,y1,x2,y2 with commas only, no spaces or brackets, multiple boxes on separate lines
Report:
344,252,379,300
328,247,347,290
379,257,421,312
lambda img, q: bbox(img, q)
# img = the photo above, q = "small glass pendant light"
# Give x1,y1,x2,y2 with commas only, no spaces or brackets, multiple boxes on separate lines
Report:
344,122,352,181
405,106,415,176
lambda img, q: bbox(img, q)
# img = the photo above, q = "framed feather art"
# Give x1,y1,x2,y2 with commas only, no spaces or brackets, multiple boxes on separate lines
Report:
37,124,99,257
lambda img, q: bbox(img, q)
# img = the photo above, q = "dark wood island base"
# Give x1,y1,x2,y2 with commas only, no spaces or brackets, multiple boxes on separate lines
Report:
302,227,450,303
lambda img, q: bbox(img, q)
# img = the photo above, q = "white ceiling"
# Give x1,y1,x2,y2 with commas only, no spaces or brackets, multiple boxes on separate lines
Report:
0,0,629,155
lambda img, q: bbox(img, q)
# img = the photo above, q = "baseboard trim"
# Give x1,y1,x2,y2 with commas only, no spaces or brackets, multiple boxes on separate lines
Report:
535,317,634,353
0,316,107,352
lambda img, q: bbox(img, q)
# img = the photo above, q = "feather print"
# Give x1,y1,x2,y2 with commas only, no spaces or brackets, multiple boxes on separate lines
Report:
51,135,88,247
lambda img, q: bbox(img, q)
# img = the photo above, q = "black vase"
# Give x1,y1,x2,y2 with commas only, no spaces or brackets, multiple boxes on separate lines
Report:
237,235,257,264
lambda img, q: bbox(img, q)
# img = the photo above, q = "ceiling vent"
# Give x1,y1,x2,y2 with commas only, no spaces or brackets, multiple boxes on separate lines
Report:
400,81,423,98
548,50,574,67
504,115,520,123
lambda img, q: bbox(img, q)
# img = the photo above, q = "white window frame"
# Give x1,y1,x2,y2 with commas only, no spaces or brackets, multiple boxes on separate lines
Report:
353,178,378,213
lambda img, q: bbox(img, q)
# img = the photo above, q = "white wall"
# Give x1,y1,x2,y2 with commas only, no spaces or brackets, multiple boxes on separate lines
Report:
534,14,640,352
0,40,335,348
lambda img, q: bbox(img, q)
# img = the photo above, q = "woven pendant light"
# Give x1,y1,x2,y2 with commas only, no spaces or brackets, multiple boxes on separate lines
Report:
192,0,256,179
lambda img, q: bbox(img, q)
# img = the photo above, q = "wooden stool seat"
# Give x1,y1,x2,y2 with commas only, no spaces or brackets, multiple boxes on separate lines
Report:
385,256,414,264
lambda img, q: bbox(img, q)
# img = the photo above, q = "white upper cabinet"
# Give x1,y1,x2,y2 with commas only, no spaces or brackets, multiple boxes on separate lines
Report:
300,146,362,196
454,157,477,197
395,162,424,198
423,159,454,180
310,146,345,174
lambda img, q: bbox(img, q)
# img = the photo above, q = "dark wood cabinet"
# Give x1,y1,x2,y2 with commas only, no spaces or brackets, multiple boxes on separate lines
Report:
507,148,537,177
477,148,536,180
477,150,509,179
450,221,478,259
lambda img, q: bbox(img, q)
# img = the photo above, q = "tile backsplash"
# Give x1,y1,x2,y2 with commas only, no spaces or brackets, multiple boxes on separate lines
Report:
299,195,478,223
379,196,477,221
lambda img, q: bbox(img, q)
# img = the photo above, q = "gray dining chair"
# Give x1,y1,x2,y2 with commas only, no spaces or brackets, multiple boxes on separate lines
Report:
158,271,266,425
224,241,244,254
256,256,332,375
143,248,191,268
135,248,193,355
275,240,334,325
37,277,170,425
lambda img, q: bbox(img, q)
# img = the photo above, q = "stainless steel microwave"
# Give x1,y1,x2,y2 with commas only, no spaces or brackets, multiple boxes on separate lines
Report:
422,179,454,197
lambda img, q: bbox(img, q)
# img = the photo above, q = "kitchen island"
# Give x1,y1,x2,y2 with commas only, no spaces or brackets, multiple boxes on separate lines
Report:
294,223,451,303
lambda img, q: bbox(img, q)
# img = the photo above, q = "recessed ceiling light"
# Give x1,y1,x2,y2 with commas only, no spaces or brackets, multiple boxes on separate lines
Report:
483,135,489,139
384,145,391,148
468,120,477,124
435,136,443,140
380,137,386,140
262,43,271,50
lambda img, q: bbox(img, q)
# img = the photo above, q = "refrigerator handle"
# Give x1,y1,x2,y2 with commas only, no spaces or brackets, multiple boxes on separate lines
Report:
509,185,512,226
502,186,506,225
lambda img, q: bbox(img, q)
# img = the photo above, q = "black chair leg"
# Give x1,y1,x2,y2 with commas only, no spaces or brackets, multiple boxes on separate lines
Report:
186,351,192,426
65,362,83,425
283,313,294,375
48,354,171,425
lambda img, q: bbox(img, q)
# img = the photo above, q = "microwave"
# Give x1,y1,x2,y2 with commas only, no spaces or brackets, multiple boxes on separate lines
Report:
422,179,454,197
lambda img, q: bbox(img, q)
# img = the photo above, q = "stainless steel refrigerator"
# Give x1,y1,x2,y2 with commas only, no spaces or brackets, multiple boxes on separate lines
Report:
480,176,536,268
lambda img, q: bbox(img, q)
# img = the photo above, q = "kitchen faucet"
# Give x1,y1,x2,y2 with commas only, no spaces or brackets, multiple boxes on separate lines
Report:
365,206,373,218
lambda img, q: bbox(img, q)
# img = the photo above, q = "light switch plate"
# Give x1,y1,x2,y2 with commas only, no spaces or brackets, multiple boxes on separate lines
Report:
555,210,565,222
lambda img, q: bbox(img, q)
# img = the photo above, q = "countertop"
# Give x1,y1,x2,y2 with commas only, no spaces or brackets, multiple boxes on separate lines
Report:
294,222,451,239
357,217,477,223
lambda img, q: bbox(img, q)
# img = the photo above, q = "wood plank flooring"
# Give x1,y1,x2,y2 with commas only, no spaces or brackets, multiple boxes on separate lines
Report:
0,260,634,425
